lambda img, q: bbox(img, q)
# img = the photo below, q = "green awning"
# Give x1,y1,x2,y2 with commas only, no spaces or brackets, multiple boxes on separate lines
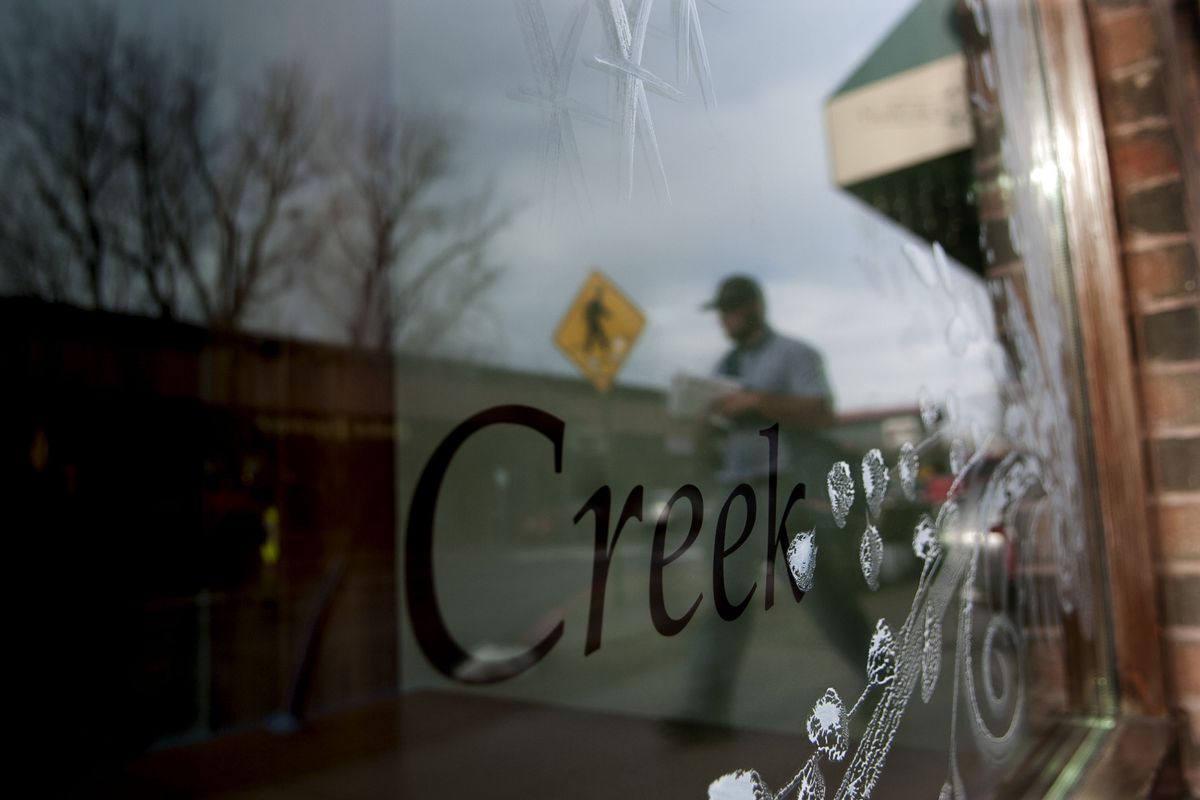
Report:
825,0,983,273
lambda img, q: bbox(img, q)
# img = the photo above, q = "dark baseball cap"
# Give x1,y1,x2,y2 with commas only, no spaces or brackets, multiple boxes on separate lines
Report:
703,274,763,311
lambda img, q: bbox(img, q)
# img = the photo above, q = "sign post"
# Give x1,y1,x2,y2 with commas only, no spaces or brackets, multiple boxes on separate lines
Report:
555,270,646,480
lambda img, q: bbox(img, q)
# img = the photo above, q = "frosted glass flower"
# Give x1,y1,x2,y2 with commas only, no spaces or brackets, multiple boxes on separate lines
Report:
827,461,854,529
859,525,882,591
862,448,888,517
866,619,896,687
898,442,919,500
918,387,940,429
949,436,972,476
708,769,769,800
912,514,940,562
787,529,818,593
806,688,849,762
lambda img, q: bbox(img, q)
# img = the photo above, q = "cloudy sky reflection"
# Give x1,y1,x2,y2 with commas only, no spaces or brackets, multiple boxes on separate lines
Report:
43,0,1000,418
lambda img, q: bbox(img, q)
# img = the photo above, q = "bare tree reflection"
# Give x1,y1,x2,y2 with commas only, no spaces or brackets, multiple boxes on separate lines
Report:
0,4,505,344
0,6,123,308
180,62,325,328
112,33,209,318
311,109,509,353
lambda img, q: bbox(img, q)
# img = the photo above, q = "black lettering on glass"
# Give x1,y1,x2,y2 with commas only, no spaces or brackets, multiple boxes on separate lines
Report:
713,483,757,621
404,405,565,684
761,423,807,609
575,485,644,655
649,484,704,636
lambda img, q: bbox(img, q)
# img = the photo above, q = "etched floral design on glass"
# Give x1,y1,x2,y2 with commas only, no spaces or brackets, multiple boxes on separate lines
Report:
861,448,888,518
827,461,854,529
707,769,770,800
922,606,943,704
898,441,919,501
787,529,818,593
806,688,849,763
866,619,896,688
912,513,940,562
859,524,883,591
796,754,825,800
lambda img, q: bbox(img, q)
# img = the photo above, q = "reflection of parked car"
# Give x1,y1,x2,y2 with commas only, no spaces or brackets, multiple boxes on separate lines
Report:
921,473,955,506
941,452,1027,613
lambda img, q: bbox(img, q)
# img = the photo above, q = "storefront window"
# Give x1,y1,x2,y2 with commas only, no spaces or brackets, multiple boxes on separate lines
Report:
3,0,1124,796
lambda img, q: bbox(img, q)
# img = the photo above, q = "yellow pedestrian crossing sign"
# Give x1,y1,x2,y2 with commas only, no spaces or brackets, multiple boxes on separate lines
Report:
554,270,645,392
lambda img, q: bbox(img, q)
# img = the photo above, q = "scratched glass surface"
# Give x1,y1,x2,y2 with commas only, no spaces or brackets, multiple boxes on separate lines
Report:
1,0,1116,797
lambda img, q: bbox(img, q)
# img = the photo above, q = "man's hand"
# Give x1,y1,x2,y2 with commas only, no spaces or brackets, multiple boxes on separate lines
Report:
712,389,835,430
712,390,760,419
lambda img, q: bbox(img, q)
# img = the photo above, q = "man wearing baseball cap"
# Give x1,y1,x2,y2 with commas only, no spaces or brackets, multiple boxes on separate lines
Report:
703,273,835,476
671,273,859,732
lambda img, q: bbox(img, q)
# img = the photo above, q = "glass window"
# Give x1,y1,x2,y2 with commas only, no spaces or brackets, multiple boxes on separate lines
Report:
2,0,1119,796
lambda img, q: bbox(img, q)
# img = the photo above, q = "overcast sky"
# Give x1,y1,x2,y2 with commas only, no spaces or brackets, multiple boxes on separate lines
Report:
384,0,999,421
26,0,1001,422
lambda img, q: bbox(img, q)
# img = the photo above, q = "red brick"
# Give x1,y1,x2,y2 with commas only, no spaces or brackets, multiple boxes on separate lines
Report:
1143,365,1200,428
1099,64,1170,127
1165,575,1200,625
1128,245,1200,305
1120,180,1191,236
1170,640,1200,697
1142,305,1200,361
1111,129,1184,187
1092,7,1161,74
1154,436,1200,491
1158,501,1200,560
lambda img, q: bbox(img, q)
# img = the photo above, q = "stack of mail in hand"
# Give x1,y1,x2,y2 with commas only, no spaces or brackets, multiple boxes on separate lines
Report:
667,372,741,422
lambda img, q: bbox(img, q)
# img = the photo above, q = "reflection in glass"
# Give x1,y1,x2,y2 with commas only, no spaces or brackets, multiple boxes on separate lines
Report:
1,0,1117,796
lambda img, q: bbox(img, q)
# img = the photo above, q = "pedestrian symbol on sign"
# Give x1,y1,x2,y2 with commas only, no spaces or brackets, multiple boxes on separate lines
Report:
583,287,611,355
554,271,645,392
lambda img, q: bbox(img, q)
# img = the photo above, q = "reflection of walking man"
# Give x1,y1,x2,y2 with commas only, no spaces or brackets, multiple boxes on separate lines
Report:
679,274,843,728
583,287,611,355
704,275,834,481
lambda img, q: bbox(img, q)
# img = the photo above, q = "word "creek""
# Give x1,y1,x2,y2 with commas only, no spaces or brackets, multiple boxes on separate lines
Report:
405,404,813,684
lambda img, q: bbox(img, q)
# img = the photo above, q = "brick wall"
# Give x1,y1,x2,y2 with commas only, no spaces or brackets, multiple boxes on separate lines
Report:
1084,0,1200,790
